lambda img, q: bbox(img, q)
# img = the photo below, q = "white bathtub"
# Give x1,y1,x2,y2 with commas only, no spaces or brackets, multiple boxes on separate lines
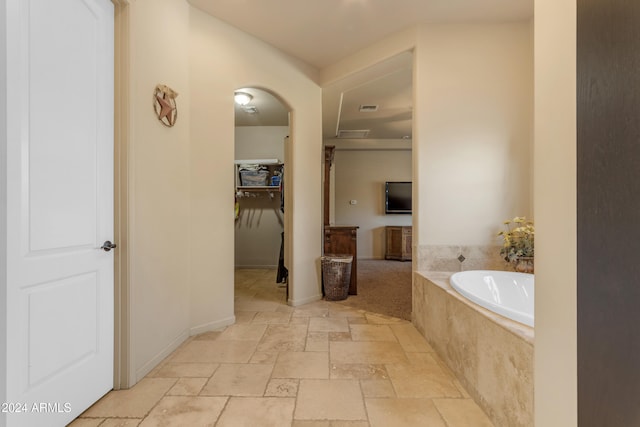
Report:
450,270,534,327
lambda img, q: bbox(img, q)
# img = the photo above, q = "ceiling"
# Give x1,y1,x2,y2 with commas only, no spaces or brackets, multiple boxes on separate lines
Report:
213,0,534,139
322,52,413,140
188,0,533,69
234,53,414,140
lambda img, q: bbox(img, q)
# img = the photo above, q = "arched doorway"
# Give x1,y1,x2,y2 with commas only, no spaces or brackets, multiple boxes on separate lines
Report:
233,87,291,301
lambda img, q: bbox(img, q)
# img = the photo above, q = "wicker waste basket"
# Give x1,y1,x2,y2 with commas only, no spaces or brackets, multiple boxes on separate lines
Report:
321,255,353,301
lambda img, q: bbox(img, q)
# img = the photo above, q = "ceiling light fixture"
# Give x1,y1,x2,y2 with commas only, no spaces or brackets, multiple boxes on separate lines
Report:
234,91,253,106
242,106,259,115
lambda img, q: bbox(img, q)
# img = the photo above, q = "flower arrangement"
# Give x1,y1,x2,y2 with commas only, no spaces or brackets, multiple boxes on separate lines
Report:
498,216,534,262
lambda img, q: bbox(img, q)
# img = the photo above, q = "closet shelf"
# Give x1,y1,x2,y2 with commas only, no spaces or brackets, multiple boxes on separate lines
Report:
235,159,284,195
236,186,281,191
234,158,281,165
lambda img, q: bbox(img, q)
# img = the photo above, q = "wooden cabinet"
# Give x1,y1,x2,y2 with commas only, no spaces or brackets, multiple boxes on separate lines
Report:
324,226,358,295
385,226,412,261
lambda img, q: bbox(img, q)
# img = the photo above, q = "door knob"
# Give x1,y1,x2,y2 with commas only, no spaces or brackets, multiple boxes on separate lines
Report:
100,240,117,252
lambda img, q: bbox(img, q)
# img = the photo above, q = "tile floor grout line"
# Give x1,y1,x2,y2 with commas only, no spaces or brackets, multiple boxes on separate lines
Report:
132,376,179,426
432,399,453,427
211,396,231,427
357,374,372,425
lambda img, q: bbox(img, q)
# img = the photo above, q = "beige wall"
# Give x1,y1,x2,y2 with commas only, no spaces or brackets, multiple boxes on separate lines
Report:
235,126,287,161
128,0,192,381
323,22,533,255
414,23,534,248
234,194,284,268
534,0,577,425
325,24,534,257
333,148,412,259
188,7,323,319
235,126,288,268
126,0,323,383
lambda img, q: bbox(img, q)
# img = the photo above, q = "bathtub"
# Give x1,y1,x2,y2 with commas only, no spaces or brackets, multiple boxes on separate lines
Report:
450,270,534,327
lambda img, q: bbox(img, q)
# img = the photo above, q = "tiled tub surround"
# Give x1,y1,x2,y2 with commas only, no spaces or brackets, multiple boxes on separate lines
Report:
415,245,508,272
413,271,533,427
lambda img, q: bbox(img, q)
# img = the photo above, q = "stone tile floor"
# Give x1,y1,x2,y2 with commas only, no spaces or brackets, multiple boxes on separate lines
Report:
69,269,494,427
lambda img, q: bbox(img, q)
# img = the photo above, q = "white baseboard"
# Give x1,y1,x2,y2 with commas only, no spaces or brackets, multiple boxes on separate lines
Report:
133,315,237,384
189,315,236,336
234,265,277,269
134,328,190,383
288,293,322,307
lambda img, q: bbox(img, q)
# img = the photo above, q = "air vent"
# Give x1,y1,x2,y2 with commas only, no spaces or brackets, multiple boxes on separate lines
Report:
359,105,379,112
337,129,370,139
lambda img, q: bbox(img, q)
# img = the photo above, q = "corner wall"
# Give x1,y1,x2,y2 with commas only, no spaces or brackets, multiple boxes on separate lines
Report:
414,23,534,267
128,0,192,381
188,7,323,314
321,21,533,272
124,0,324,384
534,0,577,425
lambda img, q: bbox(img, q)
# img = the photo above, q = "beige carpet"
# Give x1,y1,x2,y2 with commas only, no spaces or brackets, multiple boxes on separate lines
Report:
335,259,413,321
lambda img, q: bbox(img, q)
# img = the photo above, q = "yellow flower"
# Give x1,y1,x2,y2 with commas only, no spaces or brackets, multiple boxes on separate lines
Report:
498,216,534,261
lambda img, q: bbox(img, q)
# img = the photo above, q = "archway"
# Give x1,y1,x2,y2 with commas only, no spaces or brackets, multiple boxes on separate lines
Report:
233,87,292,300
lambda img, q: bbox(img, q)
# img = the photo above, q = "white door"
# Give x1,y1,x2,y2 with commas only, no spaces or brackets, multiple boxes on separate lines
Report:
3,0,114,426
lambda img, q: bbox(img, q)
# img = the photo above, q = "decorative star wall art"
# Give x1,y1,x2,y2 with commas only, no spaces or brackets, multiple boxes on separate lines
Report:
153,84,178,127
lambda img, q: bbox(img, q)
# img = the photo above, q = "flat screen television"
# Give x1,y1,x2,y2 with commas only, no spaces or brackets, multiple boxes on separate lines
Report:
385,181,412,214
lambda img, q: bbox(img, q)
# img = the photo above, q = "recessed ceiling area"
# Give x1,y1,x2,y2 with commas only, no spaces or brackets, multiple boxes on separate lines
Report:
322,51,413,140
